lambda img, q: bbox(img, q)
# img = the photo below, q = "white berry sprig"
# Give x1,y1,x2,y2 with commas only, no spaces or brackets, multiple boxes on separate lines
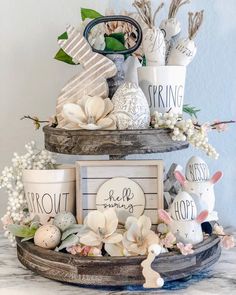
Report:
0,141,56,246
151,112,235,159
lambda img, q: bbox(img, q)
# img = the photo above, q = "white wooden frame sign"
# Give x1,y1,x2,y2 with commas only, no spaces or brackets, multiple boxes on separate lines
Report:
76,160,164,225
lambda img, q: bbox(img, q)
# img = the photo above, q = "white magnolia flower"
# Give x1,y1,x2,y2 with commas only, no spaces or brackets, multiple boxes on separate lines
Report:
80,209,123,251
62,96,117,130
123,215,160,255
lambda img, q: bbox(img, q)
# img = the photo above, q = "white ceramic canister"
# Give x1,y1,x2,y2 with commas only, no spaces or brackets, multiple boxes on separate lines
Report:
23,165,76,224
138,66,186,115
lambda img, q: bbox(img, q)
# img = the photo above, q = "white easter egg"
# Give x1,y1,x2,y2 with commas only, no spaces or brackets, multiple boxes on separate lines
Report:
34,225,61,249
185,156,210,182
53,212,77,232
169,191,197,221
112,82,150,130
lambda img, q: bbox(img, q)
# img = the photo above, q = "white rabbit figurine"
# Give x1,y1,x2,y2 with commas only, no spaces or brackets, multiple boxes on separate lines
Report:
174,171,223,221
158,209,208,245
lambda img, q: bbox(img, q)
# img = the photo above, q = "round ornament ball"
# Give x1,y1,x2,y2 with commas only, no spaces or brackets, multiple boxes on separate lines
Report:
34,225,61,249
169,191,197,221
112,82,150,130
53,212,77,232
185,156,210,182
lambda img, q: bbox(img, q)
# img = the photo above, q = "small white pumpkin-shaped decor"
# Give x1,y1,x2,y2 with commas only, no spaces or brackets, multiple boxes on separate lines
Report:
53,212,77,232
34,225,61,249
112,82,150,130
185,156,210,182
169,191,197,221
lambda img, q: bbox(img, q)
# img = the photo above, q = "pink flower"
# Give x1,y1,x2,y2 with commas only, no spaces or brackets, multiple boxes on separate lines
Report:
221,236,235,250
214,120,228,132
161,232,176,249
66,244,102,256
177,242,194,256
66,245,83,255
213,224,225,236
1,214,13,230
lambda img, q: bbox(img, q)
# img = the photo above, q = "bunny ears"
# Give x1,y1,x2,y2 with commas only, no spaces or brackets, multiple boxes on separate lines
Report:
158,209,208,224
174,171,223,185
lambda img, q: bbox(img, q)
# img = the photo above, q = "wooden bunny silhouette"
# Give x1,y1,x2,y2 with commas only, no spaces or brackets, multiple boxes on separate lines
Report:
56,25,117,128
141,244,164,289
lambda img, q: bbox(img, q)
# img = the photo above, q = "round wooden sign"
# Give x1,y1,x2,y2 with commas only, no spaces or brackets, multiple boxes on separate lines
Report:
96,177,146,224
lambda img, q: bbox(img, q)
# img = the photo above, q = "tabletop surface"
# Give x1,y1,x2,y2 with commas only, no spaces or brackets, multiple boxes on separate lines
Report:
0,231,236,295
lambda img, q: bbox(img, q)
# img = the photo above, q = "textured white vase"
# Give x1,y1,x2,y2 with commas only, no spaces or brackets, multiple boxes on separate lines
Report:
138,66,186,115
23,165,76,224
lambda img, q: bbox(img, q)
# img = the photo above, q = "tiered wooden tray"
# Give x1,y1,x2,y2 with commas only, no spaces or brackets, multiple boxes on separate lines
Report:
15,126,221,288
43,126,189,157
17,236,221,287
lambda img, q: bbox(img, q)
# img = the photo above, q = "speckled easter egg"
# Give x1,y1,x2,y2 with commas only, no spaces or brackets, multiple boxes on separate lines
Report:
185,156,210,182
112,82,150,130
34,225,61,249
53,212,76,231
169,191,197,221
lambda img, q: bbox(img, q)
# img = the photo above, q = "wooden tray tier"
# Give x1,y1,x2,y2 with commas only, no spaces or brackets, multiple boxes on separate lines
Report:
17,235,221,287
43,126,189,156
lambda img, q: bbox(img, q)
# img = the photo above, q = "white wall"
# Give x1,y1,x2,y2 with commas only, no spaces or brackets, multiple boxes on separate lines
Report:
1,0,236,227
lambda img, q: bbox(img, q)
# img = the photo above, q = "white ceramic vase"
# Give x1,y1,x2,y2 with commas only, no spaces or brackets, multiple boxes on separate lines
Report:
138,66,186,115
23,165,76,224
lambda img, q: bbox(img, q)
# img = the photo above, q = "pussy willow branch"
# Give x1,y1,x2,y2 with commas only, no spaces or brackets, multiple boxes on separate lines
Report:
20,115,49,123
194,120,236,130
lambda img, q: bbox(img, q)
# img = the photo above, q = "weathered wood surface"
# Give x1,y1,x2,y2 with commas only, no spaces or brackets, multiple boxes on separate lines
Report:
17,235,221,287
43,126,189,156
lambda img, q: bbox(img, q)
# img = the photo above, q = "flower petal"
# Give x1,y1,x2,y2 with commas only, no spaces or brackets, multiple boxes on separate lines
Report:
96,117,116,130
104,233,123,244
145,231,160,247
103,98,114,117
79,123,103,130
138,215,152,237
85,96,105,121
103,209,118,235
126,223,140,242
129,243,147,255
125,216,138,230
85,211,105,233
80,231,102,247
62,103,86,124
105,243,124,257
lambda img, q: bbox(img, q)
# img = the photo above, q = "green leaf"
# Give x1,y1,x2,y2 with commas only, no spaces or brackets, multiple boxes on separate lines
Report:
105,37,127,52
58,31,68,40
62,224,85,241
55,234,80,252
21,236,34,242
108,33,125,45
142,55,147,66
54,49,76,65
81,8,102,21
8,224,37,238
183,104,201,118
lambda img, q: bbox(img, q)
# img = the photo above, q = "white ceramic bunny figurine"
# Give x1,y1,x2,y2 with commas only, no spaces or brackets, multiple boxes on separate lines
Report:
174,171,223,221
158,209,208,245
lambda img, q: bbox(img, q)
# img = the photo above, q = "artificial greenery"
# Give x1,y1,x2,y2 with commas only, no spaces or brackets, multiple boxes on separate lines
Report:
183,104,201,118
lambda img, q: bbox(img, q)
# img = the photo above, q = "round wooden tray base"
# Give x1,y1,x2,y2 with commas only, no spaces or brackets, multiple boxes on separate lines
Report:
43,126,189,156
17,235,221,288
